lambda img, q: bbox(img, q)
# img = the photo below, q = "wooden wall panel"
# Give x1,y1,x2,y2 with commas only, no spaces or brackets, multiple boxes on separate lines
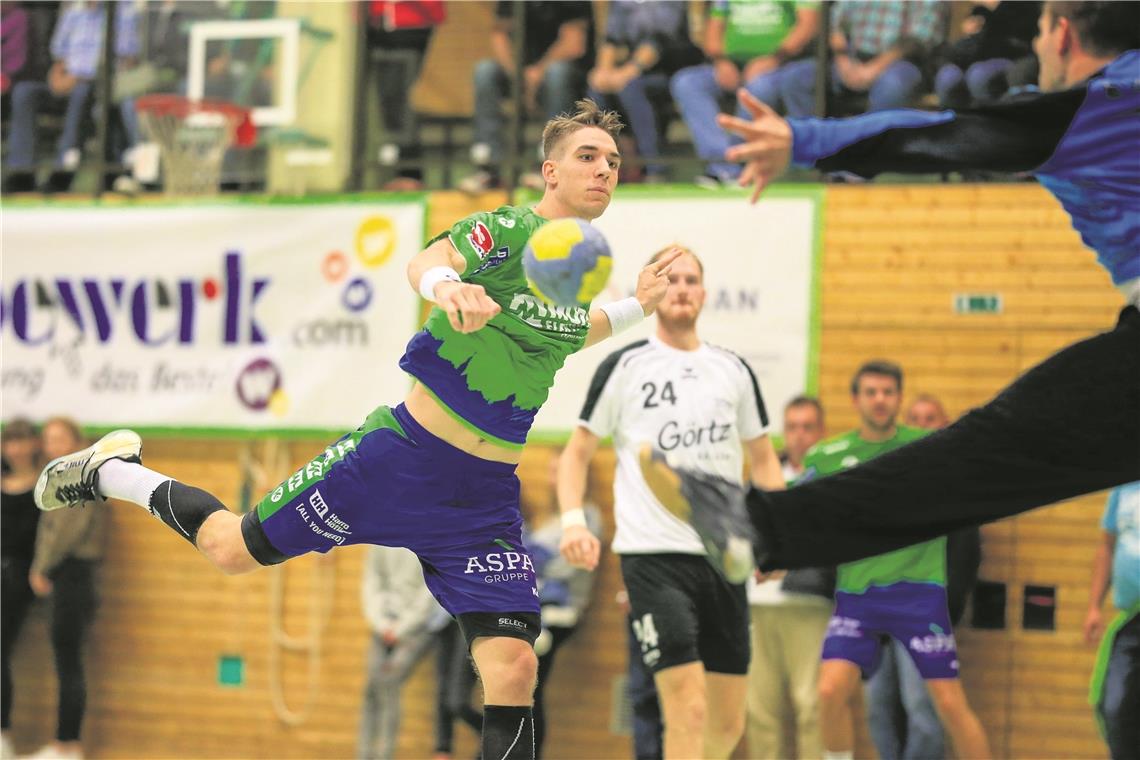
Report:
6,186,1128,758
822,185,1123,760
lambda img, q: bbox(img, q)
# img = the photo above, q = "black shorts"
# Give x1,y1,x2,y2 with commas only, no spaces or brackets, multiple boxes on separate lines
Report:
621,553,750,675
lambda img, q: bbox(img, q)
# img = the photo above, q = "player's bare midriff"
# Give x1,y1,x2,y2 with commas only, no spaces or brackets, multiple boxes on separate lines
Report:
404,382,524,465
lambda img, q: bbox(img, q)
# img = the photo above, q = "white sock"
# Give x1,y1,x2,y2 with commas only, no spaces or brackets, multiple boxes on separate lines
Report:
823,751,854,760
98,458,170,507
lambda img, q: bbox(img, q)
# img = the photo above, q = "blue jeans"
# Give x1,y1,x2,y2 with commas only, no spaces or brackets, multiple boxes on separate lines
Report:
7,79,140,172
779,58,925,118
7,79,94,170
934,59,1014,109
472,58,583,164
865,637,945,760
670,63,796,179
1098,612,1140,760
589,71,671,177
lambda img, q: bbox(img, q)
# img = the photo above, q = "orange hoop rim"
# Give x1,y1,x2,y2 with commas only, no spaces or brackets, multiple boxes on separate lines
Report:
135,93,251,122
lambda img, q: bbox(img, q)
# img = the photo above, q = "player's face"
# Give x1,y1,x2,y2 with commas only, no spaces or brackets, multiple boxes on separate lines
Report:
1033,8,1067,92
654,253,706,327
544,127,621,220
906,400,949,430
783,405,824,464
853,374,901,433
42,422,82,461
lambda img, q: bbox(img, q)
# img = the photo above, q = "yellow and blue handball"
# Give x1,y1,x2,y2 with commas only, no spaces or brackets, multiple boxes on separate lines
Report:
523,218,613,307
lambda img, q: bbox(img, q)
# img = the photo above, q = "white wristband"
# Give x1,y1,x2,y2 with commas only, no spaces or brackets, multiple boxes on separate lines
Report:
600,296,645,335
419,266,461,302
561,508,588,529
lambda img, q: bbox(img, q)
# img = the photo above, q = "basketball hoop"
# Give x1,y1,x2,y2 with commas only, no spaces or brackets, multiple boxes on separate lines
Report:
136,94,256,196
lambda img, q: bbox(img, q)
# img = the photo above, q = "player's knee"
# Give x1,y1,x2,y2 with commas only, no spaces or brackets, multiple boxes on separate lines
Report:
709,707,745,746
673,694,706,735
929,686,969,722
213,545,259,575
197,521,259,575
817,677,850,710
482,643,537,698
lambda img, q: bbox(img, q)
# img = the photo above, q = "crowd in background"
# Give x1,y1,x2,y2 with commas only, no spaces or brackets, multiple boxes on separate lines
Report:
0,0,1045,195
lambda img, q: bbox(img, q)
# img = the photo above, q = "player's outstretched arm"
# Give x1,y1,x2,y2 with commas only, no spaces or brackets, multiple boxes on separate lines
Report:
583,247,682,348
407,238,501,334
746,434,786,491
720,86,1085,203
559,427,603,571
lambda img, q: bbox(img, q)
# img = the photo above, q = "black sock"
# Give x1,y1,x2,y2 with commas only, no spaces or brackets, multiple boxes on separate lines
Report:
482,705,533,760
147,480,227,546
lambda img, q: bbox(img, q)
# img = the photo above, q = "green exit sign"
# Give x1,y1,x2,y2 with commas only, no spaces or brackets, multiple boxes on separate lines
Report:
218,654,244,687
954,293,1002,314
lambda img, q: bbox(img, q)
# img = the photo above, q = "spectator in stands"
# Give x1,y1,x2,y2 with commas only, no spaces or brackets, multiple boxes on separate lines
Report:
523,454,601,758
934,1,1040,109
904,393,948,431
780,395,825,481
3,1,58,101
127,1,231,94
458,1,593,193
671,1,820,188
432,621,481,760
865,394,982,760
1,419,42,760
744,396,831,759
0,2,29,99
3,0,140,194
25,417,107,760
587,0,703,182
366,0,446,192
779,0,944,118
1085,481,1139,760
357,544,450,760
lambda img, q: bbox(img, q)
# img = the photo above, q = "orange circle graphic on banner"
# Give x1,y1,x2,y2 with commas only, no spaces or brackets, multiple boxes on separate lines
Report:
322,251,348,282
355,216,397,268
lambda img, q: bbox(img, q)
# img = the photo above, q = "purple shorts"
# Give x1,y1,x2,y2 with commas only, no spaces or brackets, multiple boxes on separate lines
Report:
822,582,959,680
246,403,539,619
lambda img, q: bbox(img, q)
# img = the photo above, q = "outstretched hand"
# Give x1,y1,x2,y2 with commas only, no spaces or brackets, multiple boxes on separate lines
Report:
717,89,793,204
635,247,683,316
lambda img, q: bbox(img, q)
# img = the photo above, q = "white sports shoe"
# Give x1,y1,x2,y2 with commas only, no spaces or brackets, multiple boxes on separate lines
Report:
34,429,142,511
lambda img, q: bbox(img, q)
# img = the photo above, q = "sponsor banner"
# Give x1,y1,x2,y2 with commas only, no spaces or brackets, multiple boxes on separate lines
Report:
533,188,822,437
1,201,425,432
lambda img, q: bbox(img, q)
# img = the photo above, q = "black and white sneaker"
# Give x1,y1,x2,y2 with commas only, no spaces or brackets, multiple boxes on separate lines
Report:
34,429,142,511
638,444,756,583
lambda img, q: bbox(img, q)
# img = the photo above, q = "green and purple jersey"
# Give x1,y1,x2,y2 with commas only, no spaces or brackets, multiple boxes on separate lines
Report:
801,426,946,594
399,205,592,448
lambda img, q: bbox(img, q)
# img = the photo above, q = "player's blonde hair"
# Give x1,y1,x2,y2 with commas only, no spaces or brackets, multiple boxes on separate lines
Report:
542,99,624,159
649,245,704,277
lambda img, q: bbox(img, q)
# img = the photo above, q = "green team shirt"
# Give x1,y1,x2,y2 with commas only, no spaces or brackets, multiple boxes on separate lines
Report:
710,0,816,61
399,205,592,448
800,425,946,594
